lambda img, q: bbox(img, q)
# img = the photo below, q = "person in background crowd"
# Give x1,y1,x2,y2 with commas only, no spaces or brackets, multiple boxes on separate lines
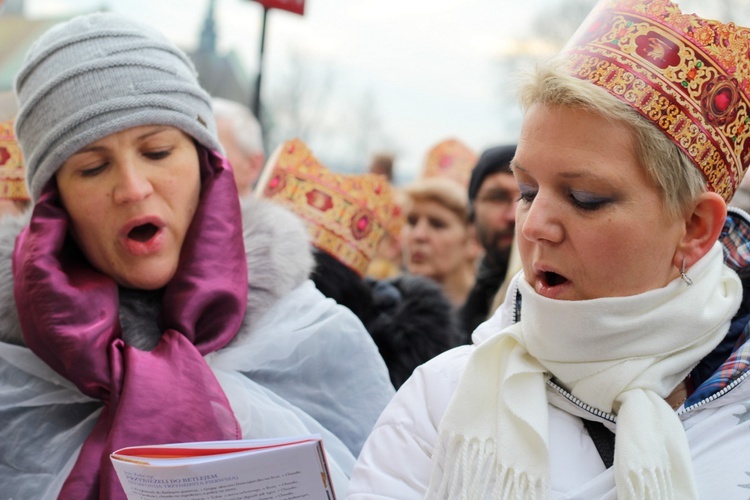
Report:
0,13,394,499
347,0,750,497
366,152,406,279
401,177,481,308
459,145,519,335
0,118,31,218
212,96,265,197
368,152,395,183
257,138,463,389
314,249,464,389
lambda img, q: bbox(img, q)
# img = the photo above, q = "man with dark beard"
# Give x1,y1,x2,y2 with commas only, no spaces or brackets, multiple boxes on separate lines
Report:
458,145,518,337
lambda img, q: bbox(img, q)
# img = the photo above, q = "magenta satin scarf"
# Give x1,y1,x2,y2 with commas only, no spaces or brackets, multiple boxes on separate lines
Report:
12,148,248,499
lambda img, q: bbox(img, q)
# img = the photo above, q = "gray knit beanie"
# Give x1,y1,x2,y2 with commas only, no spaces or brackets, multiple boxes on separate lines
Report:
14,12,223,201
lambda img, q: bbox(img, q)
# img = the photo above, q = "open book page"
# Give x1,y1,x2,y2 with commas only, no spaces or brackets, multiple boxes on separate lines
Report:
110,435,335,499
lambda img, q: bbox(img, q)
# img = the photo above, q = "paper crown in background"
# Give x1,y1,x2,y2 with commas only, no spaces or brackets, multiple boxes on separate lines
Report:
558,0,750,202
256,138,403,277
0,119,30,202
420,138,478,189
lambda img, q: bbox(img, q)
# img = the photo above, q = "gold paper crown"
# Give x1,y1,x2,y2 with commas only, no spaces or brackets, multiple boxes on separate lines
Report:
558,0,750,201
384,188,406,241
0,119,30,202
256,138,402,277
420,138,478,189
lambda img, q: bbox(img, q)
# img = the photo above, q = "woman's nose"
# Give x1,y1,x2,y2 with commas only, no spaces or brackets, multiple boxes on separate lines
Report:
410,218,430,240
112,163,153,204
519,193,563,244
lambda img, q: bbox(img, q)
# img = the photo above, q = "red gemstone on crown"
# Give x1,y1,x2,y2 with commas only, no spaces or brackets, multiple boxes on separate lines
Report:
713,88,732,113
307,189,333,211
350,211,373,240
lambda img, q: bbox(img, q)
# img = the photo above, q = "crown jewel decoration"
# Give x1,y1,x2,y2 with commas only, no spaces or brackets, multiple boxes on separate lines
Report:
257,138,402,277
421,138,478,189
0,119,30,202
559,0,750,201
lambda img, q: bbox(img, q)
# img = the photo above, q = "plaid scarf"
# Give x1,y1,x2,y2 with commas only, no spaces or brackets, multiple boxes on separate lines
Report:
688,209,750,406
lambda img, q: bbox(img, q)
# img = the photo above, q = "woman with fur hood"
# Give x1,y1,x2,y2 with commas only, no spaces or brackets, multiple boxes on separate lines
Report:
0,13,394,499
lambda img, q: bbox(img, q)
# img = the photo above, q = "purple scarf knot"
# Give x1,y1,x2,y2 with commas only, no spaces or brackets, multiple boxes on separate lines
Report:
13,149,248,499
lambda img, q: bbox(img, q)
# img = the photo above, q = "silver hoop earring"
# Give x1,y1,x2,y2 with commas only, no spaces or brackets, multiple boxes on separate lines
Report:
680,258,693,286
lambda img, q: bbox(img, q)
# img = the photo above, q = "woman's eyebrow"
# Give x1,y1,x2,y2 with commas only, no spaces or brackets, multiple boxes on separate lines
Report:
136,126,170,141
71,127,173,157
511,160,617,186
71,144,107,156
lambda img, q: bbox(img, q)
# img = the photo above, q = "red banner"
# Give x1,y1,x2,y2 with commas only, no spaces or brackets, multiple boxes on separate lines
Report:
254,0,305,15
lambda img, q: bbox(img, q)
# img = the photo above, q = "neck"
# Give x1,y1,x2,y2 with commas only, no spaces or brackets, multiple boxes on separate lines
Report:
519,242,740,410
665,378,689,409
440,265,476,307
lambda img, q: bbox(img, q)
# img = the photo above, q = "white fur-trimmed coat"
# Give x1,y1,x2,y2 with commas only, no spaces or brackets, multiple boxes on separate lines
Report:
0,197,314,349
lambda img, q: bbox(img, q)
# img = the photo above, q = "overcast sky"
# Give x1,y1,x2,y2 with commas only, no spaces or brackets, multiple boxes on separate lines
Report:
20,0,561,181
21,0,750,183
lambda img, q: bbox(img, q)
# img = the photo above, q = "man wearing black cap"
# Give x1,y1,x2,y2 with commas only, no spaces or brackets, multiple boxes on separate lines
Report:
459,144,519,336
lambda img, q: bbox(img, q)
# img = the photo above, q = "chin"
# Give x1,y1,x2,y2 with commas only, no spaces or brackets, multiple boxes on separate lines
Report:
115,267,176,290
408,265,433,279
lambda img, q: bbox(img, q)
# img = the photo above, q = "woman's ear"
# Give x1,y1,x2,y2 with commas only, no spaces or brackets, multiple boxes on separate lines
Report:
674,191,726,268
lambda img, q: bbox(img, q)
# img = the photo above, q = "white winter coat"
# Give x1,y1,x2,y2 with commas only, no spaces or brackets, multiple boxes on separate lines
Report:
348,272,750,499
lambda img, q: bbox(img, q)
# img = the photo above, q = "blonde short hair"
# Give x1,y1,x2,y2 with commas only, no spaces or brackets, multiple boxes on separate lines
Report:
403,177,469,225
518,62,706,218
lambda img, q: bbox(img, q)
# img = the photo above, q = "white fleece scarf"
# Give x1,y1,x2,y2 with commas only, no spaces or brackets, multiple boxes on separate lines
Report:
426,242,741,499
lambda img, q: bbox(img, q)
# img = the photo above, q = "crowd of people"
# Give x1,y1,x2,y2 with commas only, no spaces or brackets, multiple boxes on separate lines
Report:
1,0,749,498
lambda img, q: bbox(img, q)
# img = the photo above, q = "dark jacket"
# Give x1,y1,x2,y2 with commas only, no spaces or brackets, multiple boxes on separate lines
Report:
312,250,463,388
458,254,510,339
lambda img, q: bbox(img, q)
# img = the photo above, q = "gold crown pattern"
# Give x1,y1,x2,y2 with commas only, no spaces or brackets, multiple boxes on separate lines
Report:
0,119,30,201
257,138,402,277
559,0,750,201
421,138,478,189
382,190,405,242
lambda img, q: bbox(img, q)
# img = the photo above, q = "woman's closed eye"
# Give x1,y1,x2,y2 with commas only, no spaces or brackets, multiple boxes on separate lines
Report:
569,190,612,211
80,162,108,177
517,185,537,204
143,148,172,161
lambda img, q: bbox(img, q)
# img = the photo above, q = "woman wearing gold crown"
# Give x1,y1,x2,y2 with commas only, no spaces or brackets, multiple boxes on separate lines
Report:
347,0,750,498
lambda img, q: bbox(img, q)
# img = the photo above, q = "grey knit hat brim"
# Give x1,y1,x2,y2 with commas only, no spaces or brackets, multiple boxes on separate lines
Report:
14,13,223,201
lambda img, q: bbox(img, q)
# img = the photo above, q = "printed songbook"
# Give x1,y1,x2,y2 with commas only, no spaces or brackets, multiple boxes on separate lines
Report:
110,434,336,499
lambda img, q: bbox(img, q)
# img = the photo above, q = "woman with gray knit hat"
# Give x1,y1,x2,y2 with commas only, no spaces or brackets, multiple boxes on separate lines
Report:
0,12,394,499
